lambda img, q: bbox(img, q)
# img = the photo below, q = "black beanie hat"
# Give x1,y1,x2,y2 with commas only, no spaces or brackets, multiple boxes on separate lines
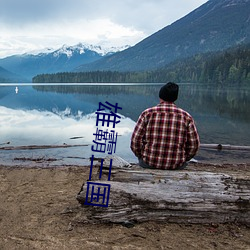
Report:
159,82,179,102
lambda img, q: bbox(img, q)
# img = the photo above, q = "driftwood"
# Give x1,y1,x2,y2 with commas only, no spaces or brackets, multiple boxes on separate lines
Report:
77,159,250,225
200,143,250,151
0,144,88,151
14,157,57,162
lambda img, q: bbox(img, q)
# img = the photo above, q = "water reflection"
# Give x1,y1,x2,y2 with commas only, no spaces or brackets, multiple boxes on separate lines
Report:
0,105,136,165
33,84,250,122
0,83,250,166
178,84,250,123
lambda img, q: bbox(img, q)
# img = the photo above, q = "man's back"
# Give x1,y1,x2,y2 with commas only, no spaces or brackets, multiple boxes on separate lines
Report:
130,82,199,170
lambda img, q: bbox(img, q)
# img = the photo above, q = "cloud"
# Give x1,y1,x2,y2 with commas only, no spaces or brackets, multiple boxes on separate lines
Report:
0,106,135,145
0,0,207,32
0,17,145,57
0,0,208,57
0,0,74,25
0,105,137,165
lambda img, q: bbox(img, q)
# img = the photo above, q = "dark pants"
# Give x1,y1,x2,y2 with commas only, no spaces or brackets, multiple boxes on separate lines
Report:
138,158,188,170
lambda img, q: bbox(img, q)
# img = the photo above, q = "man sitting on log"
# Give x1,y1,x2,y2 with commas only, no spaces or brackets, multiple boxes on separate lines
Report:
130,82,200,170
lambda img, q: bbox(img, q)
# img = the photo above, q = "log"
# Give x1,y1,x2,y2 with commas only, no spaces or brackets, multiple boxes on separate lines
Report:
76,160,250,225
0,144,88,151
200,143,250,151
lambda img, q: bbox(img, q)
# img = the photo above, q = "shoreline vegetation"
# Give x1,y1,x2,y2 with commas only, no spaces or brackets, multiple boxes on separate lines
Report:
32,43,250,85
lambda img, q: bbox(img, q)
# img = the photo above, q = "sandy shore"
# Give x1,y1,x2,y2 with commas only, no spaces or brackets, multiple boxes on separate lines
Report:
0,163,249,250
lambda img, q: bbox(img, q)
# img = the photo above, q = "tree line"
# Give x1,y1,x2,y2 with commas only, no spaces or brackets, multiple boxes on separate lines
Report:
32,43,250,85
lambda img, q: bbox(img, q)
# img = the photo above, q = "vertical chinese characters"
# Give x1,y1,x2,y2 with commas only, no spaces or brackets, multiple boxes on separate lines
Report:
84,102,122,207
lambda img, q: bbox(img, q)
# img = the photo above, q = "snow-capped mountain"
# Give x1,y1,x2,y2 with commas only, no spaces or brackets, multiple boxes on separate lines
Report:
0,43,130,82
51,43,130,58
28,43,130,58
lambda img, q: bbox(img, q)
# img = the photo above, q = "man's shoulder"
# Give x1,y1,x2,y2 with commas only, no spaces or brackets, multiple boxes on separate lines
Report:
175,106,191,115
141,103,193,119
142,105,159,114
174,107,196,123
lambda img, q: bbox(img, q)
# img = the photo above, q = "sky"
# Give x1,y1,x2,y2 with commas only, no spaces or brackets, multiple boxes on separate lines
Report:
0,0,208,58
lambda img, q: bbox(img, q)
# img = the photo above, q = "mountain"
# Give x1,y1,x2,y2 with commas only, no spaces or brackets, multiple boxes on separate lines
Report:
32,43,250,85
0,65,26,83
0,43,129,81
76,0,250,72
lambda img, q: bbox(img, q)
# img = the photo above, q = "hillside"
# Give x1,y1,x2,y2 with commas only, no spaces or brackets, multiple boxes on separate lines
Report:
33,43,250,85
76,0,250,72
151,43,250,84
0,44,129,81
0,65,26,83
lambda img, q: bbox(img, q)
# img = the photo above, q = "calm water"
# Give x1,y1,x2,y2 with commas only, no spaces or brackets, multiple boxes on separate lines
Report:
0,83,250,166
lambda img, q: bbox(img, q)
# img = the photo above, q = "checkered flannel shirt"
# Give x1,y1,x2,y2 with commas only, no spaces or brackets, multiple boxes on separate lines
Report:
130,102,200,169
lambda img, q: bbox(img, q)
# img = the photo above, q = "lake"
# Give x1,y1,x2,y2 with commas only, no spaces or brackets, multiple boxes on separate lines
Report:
0,83,250,167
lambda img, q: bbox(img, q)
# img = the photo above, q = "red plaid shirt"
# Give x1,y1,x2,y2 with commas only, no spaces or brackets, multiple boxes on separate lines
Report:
130,102,200,169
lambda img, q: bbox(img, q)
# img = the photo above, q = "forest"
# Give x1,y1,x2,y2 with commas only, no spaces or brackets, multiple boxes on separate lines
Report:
32,43,250,85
